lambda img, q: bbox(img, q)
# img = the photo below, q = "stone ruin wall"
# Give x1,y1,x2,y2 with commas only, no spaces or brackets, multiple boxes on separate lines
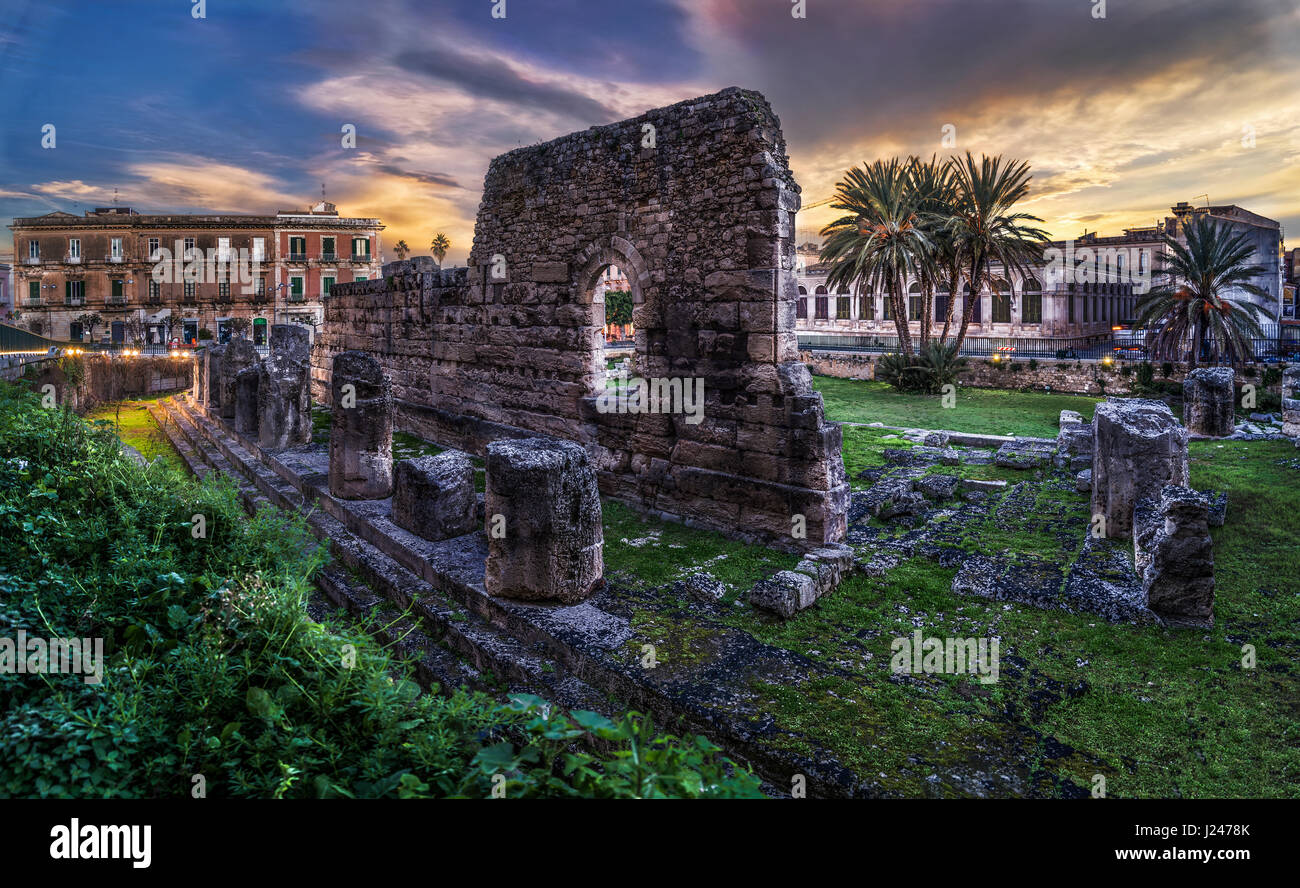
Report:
313,87,849,546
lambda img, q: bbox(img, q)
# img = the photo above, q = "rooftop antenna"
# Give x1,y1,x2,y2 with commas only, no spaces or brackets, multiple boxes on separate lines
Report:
1193,193,1209,208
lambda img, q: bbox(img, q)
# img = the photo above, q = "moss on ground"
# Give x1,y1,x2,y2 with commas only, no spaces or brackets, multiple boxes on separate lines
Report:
85,396,185,471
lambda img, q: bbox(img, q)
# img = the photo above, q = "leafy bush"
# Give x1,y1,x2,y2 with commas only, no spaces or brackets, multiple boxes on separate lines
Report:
876,343,967,394
0,384,761,799
1161,361,1174,379
1262,367,1283,388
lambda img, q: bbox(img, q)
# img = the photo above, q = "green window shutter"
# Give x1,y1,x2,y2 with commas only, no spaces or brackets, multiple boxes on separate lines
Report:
29,281,39,301
112,280,123,299
65,280,71,300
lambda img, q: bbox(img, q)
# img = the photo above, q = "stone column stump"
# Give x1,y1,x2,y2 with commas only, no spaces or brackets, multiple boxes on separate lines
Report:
484,437,603,603
257,324,312,449
391,451,477,540
328,351,393,500
1133,485,1215,626
233,365,260,438
1182,367,1235,437
202,343,226,412
1091,398,1189,539
218,337,259,424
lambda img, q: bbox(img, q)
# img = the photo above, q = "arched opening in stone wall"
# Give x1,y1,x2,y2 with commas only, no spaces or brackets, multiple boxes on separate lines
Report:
574,238,647,399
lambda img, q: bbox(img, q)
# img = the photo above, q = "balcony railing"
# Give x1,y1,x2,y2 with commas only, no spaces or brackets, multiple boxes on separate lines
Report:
65,297,85,307
288,252,308,262
288,293,306,303
107,295,127,306
320,252,337,262
65,255,82,264
351,253,371,262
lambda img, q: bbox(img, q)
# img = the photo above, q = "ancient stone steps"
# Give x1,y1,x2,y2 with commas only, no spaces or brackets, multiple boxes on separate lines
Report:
156,395,608,712
159,396,881,796
315,562,491,695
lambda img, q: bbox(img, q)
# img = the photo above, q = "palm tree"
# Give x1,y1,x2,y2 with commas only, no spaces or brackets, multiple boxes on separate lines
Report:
906,155,955,346
393,240,410,260
821,159,931,355
430,233,450,266
945,152,1049,352
1136,214,1270,367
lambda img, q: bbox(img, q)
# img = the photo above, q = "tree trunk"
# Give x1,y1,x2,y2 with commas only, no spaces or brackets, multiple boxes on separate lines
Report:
939,263,960,345
953,256,985,354
890,276,913,356
920,275,933,348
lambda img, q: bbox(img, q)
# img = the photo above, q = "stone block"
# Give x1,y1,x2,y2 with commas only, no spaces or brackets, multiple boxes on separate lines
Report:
749,570,818,619
484,437,603,603
391,452,477,541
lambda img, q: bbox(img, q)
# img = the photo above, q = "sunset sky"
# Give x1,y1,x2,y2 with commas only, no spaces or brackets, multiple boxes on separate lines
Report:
1,0,1297,261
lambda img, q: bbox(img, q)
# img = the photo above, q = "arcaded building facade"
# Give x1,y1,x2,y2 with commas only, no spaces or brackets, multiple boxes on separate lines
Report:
796,202,1284,343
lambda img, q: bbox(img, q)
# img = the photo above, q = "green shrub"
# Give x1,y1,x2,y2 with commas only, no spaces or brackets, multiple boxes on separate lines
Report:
876,344,967,395
1028,358,1039,371
1161,361,1174,379
1262,367,1283,388
0,384,761,799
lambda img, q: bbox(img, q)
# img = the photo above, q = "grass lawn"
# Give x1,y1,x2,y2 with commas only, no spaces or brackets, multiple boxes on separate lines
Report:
85,396,185,471
814,376,1103,438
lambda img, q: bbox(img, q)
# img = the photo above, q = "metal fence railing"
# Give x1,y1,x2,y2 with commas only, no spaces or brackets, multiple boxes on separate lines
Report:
799,323,1300,364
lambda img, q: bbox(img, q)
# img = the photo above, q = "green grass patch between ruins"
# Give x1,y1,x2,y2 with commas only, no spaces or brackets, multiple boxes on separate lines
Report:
814,376,1102,438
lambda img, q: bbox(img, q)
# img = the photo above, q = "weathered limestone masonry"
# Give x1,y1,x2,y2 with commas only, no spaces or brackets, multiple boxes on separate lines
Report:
257,325,313,449
484,438,604,604
1183,367,1235,437
314,88,849,548
328,351,394,500
1091,398,1189,540
1282,366,1300,438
